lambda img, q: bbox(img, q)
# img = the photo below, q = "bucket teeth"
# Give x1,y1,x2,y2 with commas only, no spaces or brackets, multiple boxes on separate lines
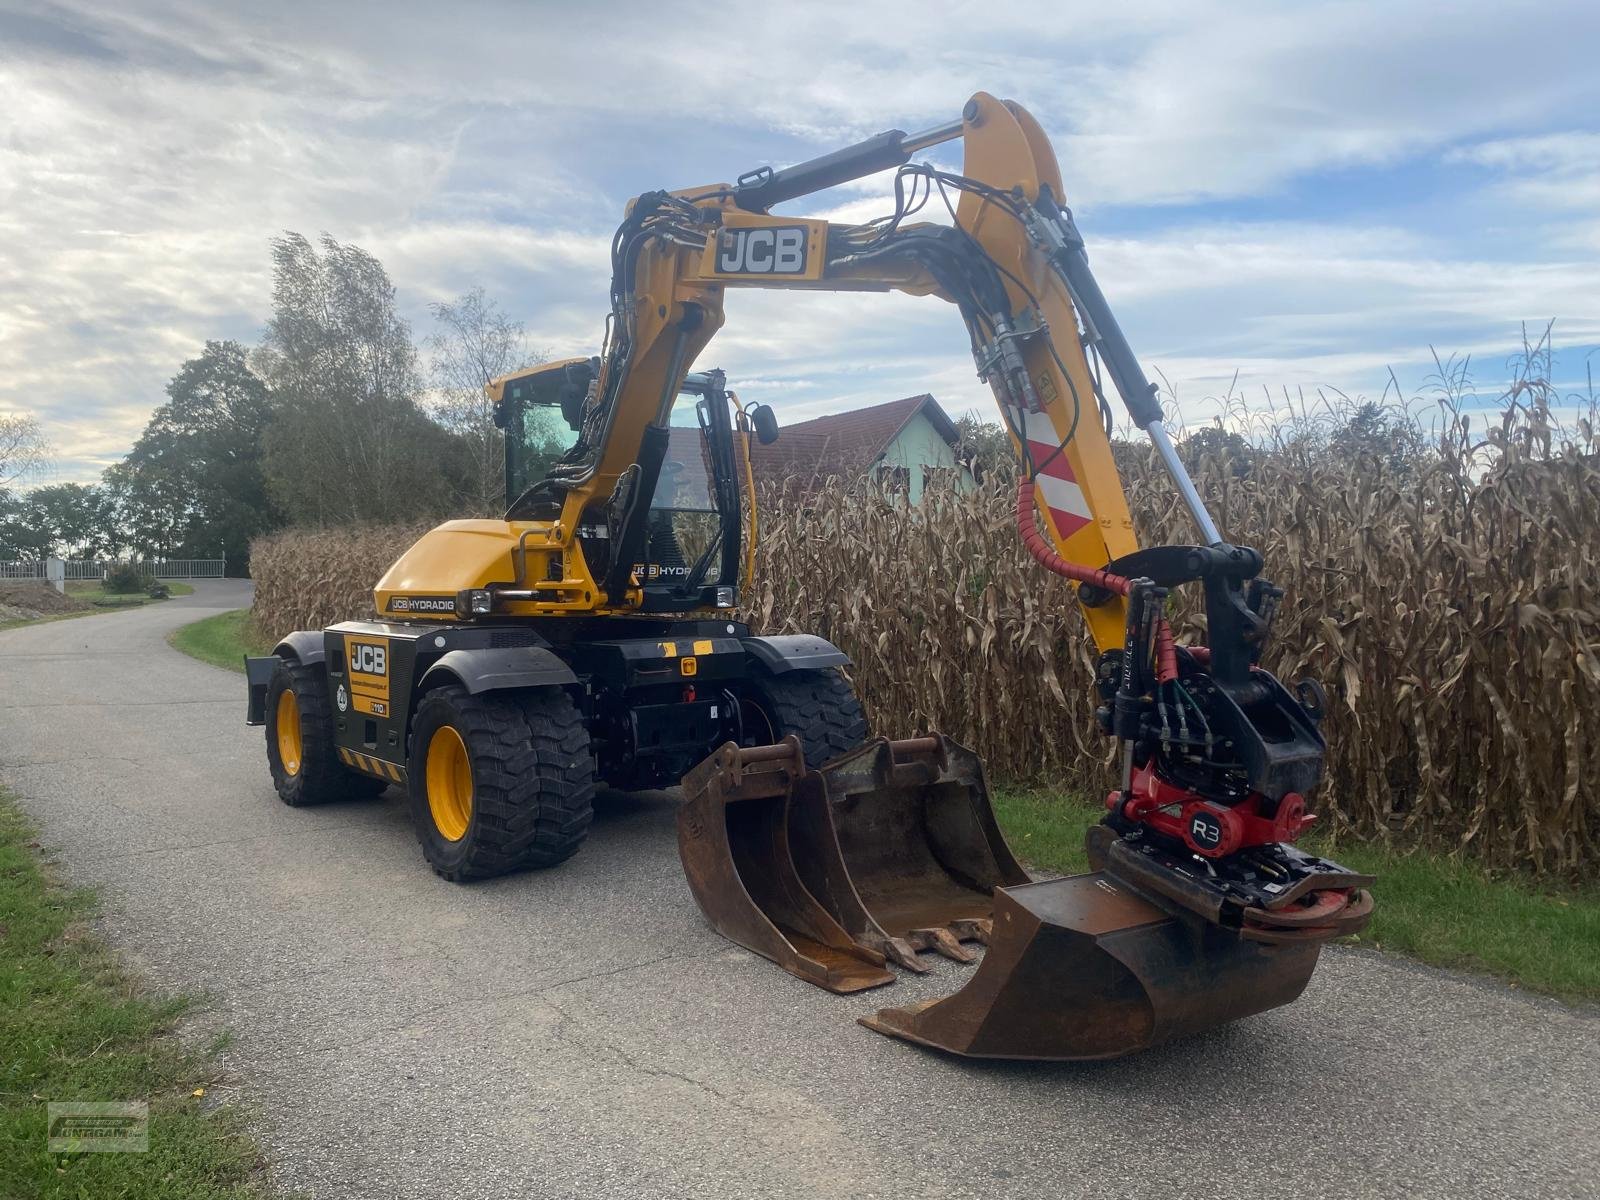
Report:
947,917,993,945
880,937,932,973
907,927,978,963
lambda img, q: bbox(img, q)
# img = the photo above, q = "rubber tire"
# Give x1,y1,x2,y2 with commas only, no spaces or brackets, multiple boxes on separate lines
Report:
407,685,596,882
265,659,388,807
738,668,869,767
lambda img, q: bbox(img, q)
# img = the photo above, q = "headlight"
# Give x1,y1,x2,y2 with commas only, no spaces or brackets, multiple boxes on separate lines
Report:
714,586,735,608
455,589,494,618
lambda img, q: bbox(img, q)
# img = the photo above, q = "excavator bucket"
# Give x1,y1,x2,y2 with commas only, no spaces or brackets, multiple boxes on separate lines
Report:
861,829,1373,1061
786,736,1031,971
859,873,1324,1060
680,734,1372,1061
678,738,893,994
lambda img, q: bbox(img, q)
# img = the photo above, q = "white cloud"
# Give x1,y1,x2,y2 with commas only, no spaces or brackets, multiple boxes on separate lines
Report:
2,0,1598,483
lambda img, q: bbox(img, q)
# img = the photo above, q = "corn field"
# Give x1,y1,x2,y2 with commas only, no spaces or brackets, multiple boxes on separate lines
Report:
251,364,1600,875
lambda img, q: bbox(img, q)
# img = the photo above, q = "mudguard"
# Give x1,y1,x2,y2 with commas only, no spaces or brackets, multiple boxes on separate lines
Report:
273,630,325,665
741,634,849,674
418,645,577,695
246,631,323,725
244,656,278,725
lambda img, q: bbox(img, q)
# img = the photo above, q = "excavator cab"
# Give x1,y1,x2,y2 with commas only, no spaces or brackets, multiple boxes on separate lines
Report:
495,363,770,612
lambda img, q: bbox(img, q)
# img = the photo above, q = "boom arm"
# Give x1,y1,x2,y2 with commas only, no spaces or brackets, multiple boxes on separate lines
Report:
536,92,1335,886
538,93,1200,650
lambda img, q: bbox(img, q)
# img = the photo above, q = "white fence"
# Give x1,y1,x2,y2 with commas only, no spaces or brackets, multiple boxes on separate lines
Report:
0,559,227,581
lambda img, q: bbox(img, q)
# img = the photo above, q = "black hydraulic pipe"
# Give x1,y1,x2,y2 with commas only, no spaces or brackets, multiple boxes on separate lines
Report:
1039,195,1165,430
732,111,967,213
734,129,913,212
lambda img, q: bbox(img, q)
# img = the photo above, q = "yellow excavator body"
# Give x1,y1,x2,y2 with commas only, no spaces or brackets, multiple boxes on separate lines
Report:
246,92,1372,1063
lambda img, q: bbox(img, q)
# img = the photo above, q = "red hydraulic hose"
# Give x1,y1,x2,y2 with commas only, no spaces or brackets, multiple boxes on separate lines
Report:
1015,480,1130,594
1016,479,1179,684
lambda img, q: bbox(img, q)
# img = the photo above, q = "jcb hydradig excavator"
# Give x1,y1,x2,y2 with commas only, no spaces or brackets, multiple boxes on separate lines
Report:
246,92,1372,1061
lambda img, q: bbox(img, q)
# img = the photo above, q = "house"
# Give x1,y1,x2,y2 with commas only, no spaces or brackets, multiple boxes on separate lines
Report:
750,394,971,503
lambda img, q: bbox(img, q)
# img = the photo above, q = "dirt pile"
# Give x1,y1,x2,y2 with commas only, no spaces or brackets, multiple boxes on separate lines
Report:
0,582,90,622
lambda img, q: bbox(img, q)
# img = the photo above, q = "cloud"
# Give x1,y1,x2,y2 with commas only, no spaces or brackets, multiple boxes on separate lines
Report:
3,0,1598,484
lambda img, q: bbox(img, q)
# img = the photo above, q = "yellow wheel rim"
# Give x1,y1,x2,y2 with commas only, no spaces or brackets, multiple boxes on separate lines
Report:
275,688,303,776
426,725,473,842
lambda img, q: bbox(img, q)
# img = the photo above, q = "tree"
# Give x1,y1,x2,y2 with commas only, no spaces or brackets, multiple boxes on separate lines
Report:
1324,401,1426,476
428,288,544,516
953,413,1017,484
106,341,276,570
1179,425,1259,479
0,413,50,489
256,232,469,524
9,484,110,558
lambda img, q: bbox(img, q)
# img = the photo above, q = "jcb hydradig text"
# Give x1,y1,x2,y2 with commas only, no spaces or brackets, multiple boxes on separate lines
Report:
246,92,1372,1063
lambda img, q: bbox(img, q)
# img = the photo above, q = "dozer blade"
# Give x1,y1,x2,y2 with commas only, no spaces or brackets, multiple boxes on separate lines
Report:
860,872,1323,1060
678,738,894,994
787,736,1031,972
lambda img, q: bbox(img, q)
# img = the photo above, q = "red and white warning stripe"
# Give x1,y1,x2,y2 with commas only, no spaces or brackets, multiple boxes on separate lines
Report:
1012,406,1092,540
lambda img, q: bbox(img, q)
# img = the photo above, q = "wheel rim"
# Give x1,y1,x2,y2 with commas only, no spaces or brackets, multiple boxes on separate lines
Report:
275,689,303,776
426,725,473,842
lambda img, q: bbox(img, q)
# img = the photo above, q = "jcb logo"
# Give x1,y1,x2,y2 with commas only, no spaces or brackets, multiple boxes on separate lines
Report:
716,226,807,274
349,644,387,676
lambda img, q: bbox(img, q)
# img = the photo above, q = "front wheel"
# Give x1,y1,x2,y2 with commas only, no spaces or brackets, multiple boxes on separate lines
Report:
265,659,387,807
736,668,869,767
407,685,596,882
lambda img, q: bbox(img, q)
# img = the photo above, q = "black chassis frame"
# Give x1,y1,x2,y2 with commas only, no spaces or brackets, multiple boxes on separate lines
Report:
245,617,848,791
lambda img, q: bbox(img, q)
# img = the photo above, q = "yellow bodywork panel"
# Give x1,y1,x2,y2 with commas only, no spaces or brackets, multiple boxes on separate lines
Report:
373,520,605,618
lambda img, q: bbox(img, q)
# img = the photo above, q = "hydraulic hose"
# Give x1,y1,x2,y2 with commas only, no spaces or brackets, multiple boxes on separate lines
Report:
1016,480,1178,683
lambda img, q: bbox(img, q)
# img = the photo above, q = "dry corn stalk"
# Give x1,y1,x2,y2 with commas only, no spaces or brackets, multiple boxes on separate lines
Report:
250,387,1600,875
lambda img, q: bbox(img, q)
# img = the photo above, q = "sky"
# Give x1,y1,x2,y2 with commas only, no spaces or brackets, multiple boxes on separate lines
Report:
4,0,1598,484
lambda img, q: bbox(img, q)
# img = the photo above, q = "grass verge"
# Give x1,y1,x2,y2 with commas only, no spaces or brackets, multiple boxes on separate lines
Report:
167,610,272,673
0,789,268,1197
990,787,1600,1005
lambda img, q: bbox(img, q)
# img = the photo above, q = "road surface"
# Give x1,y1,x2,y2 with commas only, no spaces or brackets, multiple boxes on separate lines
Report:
2,581,1596,1199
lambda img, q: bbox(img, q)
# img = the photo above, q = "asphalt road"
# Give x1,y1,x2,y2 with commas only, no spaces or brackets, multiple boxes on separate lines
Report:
2,581,1597,1200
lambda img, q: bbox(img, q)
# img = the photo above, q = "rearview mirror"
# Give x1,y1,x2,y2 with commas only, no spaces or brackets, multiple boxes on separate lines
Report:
751,404,779,445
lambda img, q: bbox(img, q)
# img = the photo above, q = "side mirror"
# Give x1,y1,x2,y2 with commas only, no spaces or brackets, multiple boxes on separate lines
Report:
751,404,780,445
559,358,599,431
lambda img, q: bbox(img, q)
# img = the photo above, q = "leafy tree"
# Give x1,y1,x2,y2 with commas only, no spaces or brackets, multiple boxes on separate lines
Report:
428,288,544,516
953,414,1017,484
256,232,470,524
1179,425,1259,479
7,484,110,557
106,341,276,571
1324,401,1427,475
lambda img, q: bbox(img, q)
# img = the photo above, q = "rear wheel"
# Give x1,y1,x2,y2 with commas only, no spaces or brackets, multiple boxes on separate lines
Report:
265,660,387,806
738,668,869,767
408,685,596,881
